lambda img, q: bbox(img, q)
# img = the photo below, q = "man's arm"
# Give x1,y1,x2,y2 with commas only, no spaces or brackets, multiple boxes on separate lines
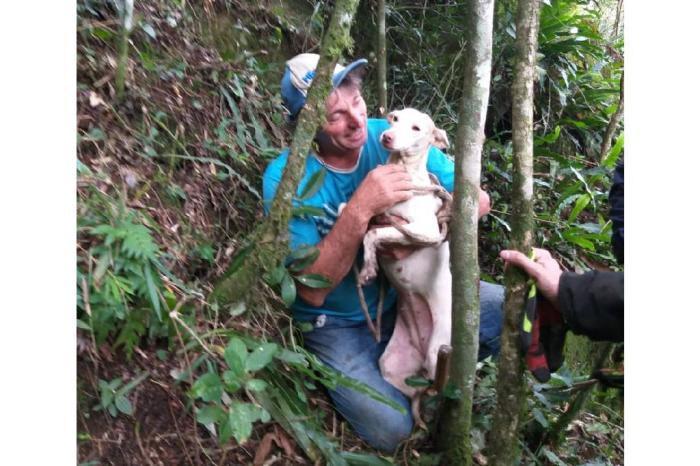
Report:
297,164,415,306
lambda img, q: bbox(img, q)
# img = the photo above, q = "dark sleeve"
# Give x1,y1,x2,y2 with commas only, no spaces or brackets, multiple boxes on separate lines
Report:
609,161,624,264
558,271,624,342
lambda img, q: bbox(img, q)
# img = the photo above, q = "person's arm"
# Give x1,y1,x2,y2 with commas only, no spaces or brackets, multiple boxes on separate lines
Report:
558,271,624,342
296,164,415,306
499,248,623,342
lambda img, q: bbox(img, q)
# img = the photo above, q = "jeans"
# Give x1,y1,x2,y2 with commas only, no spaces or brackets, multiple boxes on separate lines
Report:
302,281,504,452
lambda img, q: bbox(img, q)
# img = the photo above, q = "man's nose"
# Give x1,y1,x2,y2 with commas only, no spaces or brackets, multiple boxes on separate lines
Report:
347,108,363,128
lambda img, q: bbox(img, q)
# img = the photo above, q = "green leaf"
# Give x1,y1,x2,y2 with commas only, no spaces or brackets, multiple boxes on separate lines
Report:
77,319,91,330
280,272,296,307
140,22,156,39
540,446,569,466
405,376,432,388
263,265,286,286
245,343,279,372
143,263,161,317
222,370,242,392
533,407,549,428
563,230,595,250
297,168,327,201
229,401,255,444
341,451,396,465
196,405,225,426
223,243,254,278
114,395,133,415
192,372,223,402
293,273,332,289
224,337,247,377
246,379,268,392
116,371,150,396
567,193,591,224
603,132,624,168
91,27,113,41
275,348,308,366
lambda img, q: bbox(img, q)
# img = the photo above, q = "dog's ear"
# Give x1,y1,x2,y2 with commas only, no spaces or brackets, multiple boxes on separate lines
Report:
433,128,450,150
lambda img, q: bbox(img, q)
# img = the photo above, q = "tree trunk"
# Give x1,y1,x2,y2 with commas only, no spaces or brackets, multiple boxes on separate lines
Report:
544,342,613,446
115,0,134,101
486,0,541,464
209,0,361,308
436,0,494,464
376,0,388,115
600,71,624,164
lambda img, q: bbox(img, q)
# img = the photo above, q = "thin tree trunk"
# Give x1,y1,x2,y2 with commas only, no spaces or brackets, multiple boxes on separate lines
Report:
600,71,624,164
115,0,134,101
376,0,388,115
486,0,541,464
613,0,624,37
210,0,361,307
544,342,613,446
437,0,494,464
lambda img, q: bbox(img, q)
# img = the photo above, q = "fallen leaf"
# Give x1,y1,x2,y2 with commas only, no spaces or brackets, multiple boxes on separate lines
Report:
253,432,276,466
89,91,106,107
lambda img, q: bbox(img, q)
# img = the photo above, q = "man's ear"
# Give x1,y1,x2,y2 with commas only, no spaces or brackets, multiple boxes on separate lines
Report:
433,128,450,150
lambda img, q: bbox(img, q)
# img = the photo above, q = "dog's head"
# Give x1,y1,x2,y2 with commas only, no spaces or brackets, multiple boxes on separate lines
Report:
380,108,449,160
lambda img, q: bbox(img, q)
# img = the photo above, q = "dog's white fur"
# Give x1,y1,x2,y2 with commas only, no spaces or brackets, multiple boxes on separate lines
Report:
359,108,452,422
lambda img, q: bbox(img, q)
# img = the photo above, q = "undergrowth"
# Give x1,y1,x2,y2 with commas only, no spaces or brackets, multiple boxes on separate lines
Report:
77,1,624,465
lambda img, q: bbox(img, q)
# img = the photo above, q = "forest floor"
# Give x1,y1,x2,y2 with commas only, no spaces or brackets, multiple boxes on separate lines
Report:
77,1,623,465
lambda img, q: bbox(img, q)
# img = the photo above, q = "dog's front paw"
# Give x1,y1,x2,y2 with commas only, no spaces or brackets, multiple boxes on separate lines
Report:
359,264,378,285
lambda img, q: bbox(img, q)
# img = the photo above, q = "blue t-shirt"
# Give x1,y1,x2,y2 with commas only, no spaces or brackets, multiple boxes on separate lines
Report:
262,118,455,322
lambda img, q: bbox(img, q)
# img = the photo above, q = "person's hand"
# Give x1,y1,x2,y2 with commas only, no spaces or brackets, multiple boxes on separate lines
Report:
478,189,491,219
499,248,563,305
349,165,415,221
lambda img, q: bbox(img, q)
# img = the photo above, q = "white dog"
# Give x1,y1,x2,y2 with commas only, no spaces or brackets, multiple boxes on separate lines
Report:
359,108,452,424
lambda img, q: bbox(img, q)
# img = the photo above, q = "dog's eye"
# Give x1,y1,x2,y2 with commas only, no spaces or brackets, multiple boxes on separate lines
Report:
412,125,420,131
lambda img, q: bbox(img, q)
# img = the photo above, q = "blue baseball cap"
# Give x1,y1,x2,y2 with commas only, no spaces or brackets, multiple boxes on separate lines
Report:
281,53,368,120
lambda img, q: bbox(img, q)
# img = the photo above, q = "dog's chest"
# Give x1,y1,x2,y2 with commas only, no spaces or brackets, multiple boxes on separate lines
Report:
387,171,442,223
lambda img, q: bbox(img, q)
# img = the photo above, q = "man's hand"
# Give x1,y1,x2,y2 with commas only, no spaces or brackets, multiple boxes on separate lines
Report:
499,248,563,305
348,165,415,222
479,189,491,219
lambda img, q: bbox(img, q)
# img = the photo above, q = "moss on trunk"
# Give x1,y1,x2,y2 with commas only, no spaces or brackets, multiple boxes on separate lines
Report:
437,1,494,464
376,0,387,115
486,0,541,465
210,0,361,311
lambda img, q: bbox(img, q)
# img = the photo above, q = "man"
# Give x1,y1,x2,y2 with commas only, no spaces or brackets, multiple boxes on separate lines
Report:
263,53,503,452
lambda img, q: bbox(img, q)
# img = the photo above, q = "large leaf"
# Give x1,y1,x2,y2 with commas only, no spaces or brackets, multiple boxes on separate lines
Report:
567,193,591,224
114,395,133,415
192,372,223,402
280,272,296,306
228,401,256,444
196,405,225,426
224,337,248,377
294,273,332,289
143,263,161,318
245,343,279,372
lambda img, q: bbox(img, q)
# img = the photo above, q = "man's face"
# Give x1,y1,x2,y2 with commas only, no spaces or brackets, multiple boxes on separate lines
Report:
318,85,368,155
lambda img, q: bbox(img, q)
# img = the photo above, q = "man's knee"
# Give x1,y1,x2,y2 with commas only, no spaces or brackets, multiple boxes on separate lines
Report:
330,385,413,452
360,405,413,452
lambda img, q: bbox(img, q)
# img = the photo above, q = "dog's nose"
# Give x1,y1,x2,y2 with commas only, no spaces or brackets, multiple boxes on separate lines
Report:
381,133,393,145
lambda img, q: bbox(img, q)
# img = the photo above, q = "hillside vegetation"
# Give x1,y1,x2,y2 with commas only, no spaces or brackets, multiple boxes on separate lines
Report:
77,1,623,464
